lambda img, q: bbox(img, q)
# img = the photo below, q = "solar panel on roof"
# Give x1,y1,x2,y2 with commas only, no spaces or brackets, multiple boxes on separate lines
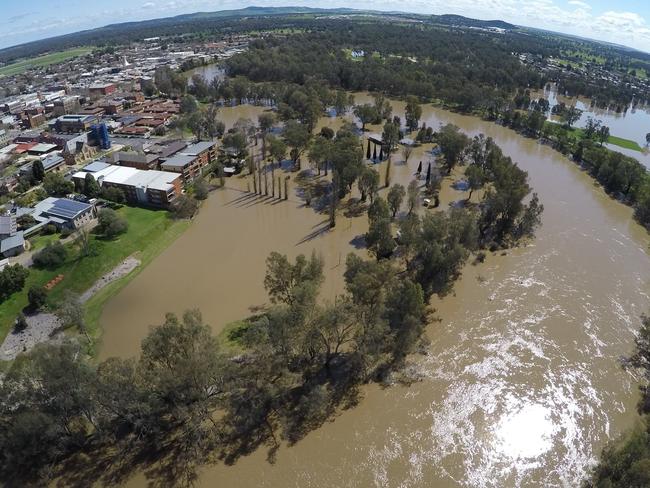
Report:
46,199,91,220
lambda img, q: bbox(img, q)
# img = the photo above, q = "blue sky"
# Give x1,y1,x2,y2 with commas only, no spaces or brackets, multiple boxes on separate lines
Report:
3,0,650,52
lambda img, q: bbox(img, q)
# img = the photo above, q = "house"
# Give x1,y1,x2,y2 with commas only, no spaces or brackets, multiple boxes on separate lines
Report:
18,153,66,175
1,232,25,258
41,132,90,155
29,197,95,230
27,143,58,157
0,214,24,257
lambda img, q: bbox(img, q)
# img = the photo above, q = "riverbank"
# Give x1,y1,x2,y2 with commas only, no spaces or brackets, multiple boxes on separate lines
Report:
0,205,190,353
0,256,141,360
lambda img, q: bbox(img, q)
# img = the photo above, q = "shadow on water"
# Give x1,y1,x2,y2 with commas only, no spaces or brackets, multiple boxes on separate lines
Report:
52,362,365,488
349,234,367,249
296,219,332,245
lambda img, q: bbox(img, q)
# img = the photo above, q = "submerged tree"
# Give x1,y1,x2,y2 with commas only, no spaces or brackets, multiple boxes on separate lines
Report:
387,183,406,218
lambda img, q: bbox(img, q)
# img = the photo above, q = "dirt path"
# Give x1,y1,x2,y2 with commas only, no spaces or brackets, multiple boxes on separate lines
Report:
79,257,140,303
0,256,141,361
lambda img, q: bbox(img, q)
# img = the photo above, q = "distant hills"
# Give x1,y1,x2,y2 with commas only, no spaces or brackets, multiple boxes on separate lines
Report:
433,14,515,30
0,6,519,64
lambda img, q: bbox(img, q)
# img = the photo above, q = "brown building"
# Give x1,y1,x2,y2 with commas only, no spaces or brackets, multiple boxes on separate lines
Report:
88,83,117,99
53,97,81,116
160,154,202,182
179,141,217,167
99,100,124,115
107,151,159,170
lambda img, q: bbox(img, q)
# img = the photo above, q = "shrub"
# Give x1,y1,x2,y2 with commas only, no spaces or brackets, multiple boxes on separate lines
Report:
27,286,48,312
33,241,67,269
193,177,209,200
0,264,29,301
96,208,128,238
100,186,125,204
14,313,28,332
171,195,199,219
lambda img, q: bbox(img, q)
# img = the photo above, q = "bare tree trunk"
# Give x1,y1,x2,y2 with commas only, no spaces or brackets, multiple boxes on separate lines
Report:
261,133,267,159
385,157,391,188
284,177,289,200
329,172,339,228
253,171,258,194
264,163,268,196
278,176,282,199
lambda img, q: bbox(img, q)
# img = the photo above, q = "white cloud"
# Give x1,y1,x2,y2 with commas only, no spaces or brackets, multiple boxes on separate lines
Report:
142,2,156,8
568,0,590,9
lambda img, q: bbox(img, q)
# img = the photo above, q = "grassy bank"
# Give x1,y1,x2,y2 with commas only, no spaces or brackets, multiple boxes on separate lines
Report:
547,123,644,152
0,47,94,77
607,134,644,151
0,206,189,346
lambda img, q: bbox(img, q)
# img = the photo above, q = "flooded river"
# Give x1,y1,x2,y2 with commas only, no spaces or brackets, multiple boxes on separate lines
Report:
100,95,650,487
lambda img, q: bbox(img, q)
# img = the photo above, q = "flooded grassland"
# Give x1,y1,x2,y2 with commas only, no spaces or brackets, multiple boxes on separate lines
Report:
100,95,650,487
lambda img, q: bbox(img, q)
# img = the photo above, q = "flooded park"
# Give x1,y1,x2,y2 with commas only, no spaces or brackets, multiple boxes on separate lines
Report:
99,94,650,487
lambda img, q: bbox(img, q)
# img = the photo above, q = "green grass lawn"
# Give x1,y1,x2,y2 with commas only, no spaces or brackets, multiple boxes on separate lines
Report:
606,135,644,151
0,206,189,347
547,123,643,152
0,47,94,77
28,233,60,252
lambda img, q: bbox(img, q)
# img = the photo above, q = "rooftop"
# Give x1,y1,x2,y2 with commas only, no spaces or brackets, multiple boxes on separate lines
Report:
73,165,179,193
57,114,97,122
155,140,187,159
83,161,111,173
1,232,24,254
182,141,216,155
160,154,195,169
28,143,58,154
46,198,92,220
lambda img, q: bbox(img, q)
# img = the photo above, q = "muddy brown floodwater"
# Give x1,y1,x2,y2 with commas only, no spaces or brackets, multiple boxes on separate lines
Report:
99,94,650,487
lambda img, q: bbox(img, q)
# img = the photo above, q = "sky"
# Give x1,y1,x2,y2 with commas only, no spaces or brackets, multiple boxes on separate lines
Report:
3,0,650,53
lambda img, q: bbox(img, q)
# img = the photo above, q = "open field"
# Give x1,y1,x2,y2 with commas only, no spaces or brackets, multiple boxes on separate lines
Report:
0,205,189,346
0,47,94,76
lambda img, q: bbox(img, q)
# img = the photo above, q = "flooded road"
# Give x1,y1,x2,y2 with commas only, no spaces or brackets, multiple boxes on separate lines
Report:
100,95,650,487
